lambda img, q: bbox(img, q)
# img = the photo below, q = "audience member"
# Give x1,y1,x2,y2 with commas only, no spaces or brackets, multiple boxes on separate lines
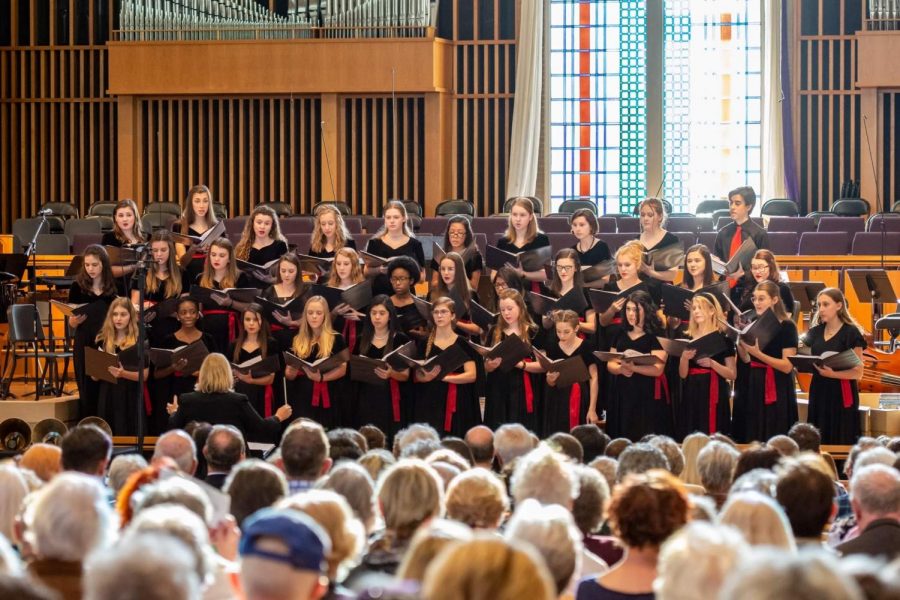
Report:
319,462,376,535
60,424,112,477
224,458,288,528
511,445,578,508
733,445,781,480
836,464,900,559
719,491,796,551
395,519,472,583
616,443,669,483
393,424,440,457
720,549,863,600
278,421,332,493
697,441,739,509
0,466,29,544
548,432,585,464
359,424,387,450
648,436,684,477
587,456,617,495
788,422,822,453
136,476,213,526
730,468,778,498
107,454,148,498
776,459,835,547
680,432,710,487
0,573,60,600
445,468,508,530
493,423,534,469
571,425,609,463
358,448,396,482
328,428,365,463
767,435,800,457
19,444,62,482
152,430,198,475
464,425,495,469
204,425,246,489
439,437,475,466
604,438,631,459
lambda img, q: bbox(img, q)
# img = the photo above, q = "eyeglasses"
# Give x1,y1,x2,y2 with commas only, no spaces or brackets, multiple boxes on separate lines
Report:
750,264,769,272
448,230,466,237
390,276,411,282
556,264,575,273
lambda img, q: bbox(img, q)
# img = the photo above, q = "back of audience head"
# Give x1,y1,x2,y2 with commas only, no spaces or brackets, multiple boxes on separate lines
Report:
588,455,618,494
719,491,796,551
697,441,739,501
850,464,900,527
731,468,778,498
319,461,376,534
439,437,475,467
25,472,115,562
153,429,198,475
19,444,61,482
0,534,21,575
279,421,332,481
359,424,386,450
84,533,202,600
107,453,149,497
238,508,331,600
548,432,584,463
60,424,112,476
464,425,494,466
394,424,440,458
607,470,689,550
689,494,717,522
126,504,212,586
378,459,444,541
788,422,821,453
767,435,800,457
493,423,534,467
204,424,245,473
0,466,29,542
445,467,508,530
852,447,897,471
616,442,669,483
845,437,880,478
570,424,609,463
504,499,582,595
136,476,213,526
396,519,473,583
571,464,610,536
400,438,442,460
733,445,781,480
681,432,711,486
775,459,836,540
511,445,578,508
358,448,396,482
224,458,288,528
648,435,685,476
0,573,59,600
420,536,555,600
327,428,365,463
185,420,212,479
719,549,863,600
604,437,632,459
839,555,900,600
655,521,749,600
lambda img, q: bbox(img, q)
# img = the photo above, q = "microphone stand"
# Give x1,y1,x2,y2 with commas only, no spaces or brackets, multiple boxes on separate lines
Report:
23,215,49,400
130,246,153,453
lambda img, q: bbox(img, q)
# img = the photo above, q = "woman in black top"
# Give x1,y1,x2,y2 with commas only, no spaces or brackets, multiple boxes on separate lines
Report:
261,253,309,352
308,204,357,260
637,198,679,284
429,216,484,291
496,197,550,295
194,238,253,354
365,201,425,296
234,205,289,290
102,199,147,292
68,244,118,420
176,184,220,282
570,208,612,284
228,304,279,419
732,250,795,318
387,257,428,344
131,230,188,348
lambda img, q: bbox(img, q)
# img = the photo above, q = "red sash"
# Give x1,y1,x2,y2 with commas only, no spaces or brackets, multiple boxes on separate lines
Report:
143,384,152,416
688,367,719,433
390,379,401,422
840,380,853,408
750,361,777,405
569,382,582,430
311,381,331,409
654,375,670,404
444,383,458,432
263,384,274,418
203,309,237,343
522,359,535,413
342,320,357,353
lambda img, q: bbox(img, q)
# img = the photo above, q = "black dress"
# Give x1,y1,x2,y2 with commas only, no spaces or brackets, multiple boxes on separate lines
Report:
366,237,425,296
496,233,551,295
154,331,217,404
412,336,479,436
169,390,282,443
307,237,357,260
573,238,612,266
429,249,484,280
353,332,410,437
184,226,211,283
228,340,281,419
483,328,542,433
196,272,252,354
679,332,735,436
100,232,138,296
244,240,289,290
806,323,866,444
285,334,348,429
733,320,799,443
392,298,428,344
95,341,148,436
132,270,190,348
605,330,672,441
644,231,681,253
732,280,796,317
68,283,117,419
541,339,595,436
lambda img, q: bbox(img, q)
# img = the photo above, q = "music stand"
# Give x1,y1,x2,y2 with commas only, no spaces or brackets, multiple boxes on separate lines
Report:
787,281,826,314
846,269,899,343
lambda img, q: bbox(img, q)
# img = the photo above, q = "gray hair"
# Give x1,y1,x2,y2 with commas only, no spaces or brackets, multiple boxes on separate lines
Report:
153,430,197,474
136,476,213,526
494,424,534,466
588,456,617,493
394,424,440,457
649,436,685,476
697,441,739,495
719,549,863,600
767,435,800,457
850,464,900,518
126,504,212,585
84,532,202,600
0,466,29,541
504,499,582,595
655,521,749,600
318,462,376,532
25,472,115,562
853,447,897,471
107,454,149,497
730,468,778,498
616,443,669,483
511,445,578,507
571,465,610,536
0,533,22,575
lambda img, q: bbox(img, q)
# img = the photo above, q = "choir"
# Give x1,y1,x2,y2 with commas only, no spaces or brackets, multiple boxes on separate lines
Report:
70,189,868,446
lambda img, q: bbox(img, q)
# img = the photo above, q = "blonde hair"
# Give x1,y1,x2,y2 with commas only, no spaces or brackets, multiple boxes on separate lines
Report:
396,519,473,582
311,205,351,253
445,468,509,529
195,353,234,393
718,491,796,551
326,247,364,287
680,432,711,486
376,459,444,540
291,296,337,359
421,535,556,600
811,287,867,334
688,294,726,339
199,238,239,289
96,297,139,353
616,240,644,266
492,289,536,345
504,197,539,243
277,490,364,580
146,230,183,298
234,205,286,261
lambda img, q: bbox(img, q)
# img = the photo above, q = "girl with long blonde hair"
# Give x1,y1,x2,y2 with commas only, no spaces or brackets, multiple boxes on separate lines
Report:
94,297,149,436
496,197,550,292
327,247,367,351
598,241,650,328
636,197,679,283
285,295,349,428
365,200,425,296
413,297,478,436
678,294,737,435
234,205,288,289
309,204,355,258
804,287,866,444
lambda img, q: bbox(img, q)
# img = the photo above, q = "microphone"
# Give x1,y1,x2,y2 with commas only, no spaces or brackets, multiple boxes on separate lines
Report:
36,208,53,217
862,115,885,271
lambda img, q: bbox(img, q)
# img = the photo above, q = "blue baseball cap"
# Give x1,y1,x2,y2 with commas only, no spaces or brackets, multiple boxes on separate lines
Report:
239,508,331,573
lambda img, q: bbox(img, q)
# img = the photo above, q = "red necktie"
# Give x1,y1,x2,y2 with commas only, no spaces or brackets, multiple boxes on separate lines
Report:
729,225,743,258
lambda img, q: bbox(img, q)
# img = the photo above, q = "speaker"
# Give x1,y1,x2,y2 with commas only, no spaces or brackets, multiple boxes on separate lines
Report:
32,418,68,446
78,416,113,438
0,418,32,451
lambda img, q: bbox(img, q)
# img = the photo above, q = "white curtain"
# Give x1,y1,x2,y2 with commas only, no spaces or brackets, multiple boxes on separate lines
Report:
761,0,787,201
505,0,543,201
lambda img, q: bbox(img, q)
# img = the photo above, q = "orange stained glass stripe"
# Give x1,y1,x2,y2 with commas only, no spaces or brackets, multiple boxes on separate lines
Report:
579,2,591,197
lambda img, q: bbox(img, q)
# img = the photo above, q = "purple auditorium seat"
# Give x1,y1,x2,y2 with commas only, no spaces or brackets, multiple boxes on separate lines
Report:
697,232,718,250
354,233,373,250
227,232,241,245
767,232,799,255
344,218,363,234
418,217,448,235
615,217,641,233
600,233,639,254
474,233,487,257
223,217,247,235
695,217,714,232
673,232,696,250
285,233,312,252
539,218,572,233
597,217,618,233
817,216,865,234
546,233,578,254
666,217,701,233
73,233,103,255
867,214,900,232
767,217,816,233
471,217,508,236
280,218,313,235
798,232,851,256
851,232,900,255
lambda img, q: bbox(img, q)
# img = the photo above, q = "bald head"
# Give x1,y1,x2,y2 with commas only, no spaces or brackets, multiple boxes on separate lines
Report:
465,426,495,467
851,464,900,528
153,430,198,475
